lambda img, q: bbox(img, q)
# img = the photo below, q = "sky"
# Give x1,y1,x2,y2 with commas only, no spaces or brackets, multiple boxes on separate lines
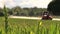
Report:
0,0,52,8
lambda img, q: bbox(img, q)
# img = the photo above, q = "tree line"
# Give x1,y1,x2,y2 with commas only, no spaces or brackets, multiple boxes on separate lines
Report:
0,6,47,17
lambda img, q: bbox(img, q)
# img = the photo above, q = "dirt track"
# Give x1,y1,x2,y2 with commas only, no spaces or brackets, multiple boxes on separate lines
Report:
9,16,60,21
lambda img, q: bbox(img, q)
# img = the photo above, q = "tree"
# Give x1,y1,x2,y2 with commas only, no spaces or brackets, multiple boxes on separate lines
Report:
11,6,23,16
23,8,31,16
0,8,4,16
6,8,13,15
47,0,60,15
29,9,34,16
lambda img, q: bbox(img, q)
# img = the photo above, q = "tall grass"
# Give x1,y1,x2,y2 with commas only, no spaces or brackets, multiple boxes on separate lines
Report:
0,18,60,34
4,5,8,34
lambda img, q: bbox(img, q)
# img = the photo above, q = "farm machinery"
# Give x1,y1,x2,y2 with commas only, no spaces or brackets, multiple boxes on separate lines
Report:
42,11,52,20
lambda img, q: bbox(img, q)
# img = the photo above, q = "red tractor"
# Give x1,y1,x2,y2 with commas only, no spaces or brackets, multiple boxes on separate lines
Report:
42,12,52,20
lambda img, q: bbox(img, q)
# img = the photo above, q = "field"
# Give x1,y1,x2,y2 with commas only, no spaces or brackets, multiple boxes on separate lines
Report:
0,17,60,34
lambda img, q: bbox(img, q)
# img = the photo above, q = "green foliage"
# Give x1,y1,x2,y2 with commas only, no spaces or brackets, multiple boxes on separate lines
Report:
0,8,4,16
0,6,47,16
0,17,60,34
47,0,60,15
4,5,8,34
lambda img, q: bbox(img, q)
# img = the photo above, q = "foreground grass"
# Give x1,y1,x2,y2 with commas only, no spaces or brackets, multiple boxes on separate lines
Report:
0,17,60,34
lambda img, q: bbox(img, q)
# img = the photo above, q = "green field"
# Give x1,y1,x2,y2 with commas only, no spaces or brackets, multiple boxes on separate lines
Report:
0,17,60,34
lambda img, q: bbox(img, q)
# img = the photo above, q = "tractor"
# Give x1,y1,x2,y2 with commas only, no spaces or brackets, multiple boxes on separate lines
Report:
42,11,52,20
